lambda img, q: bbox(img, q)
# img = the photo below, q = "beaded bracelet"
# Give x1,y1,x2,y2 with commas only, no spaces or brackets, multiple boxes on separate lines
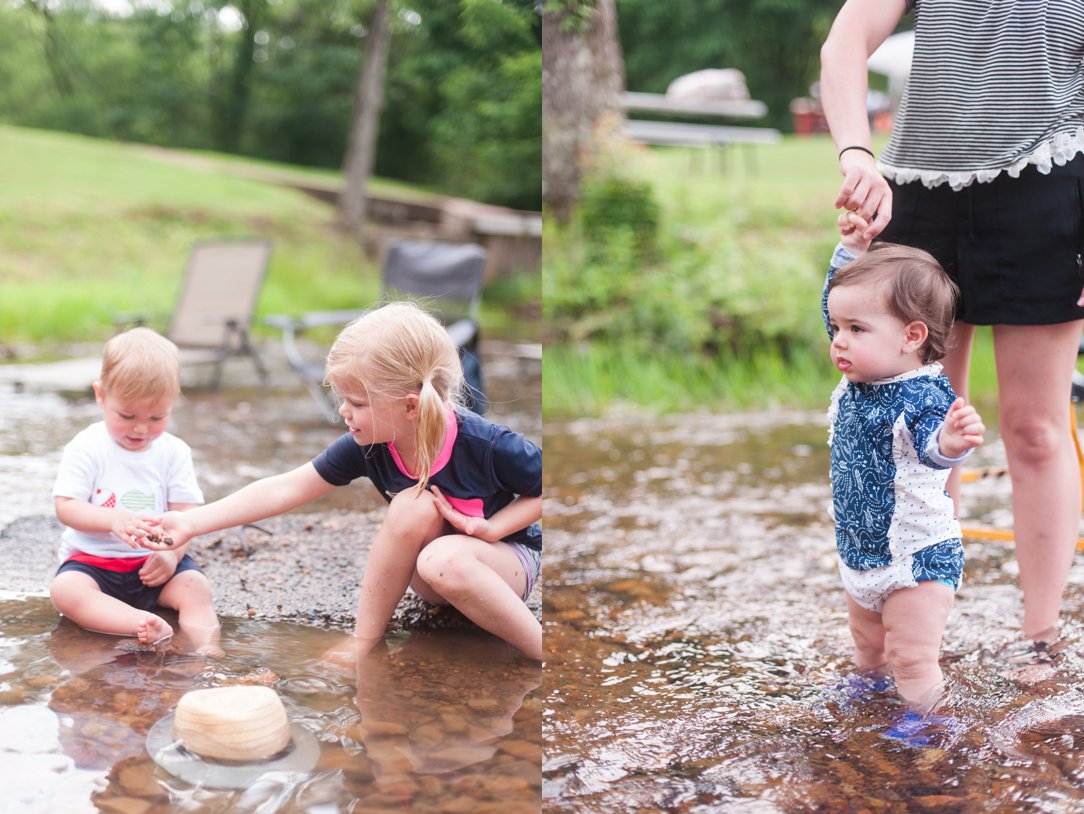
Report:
838,145,875,161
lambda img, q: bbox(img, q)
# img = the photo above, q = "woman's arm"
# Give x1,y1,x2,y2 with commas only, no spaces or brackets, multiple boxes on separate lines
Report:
820,0,908,238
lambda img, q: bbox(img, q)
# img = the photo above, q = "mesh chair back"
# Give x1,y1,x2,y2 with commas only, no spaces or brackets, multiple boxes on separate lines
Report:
382,240,485,320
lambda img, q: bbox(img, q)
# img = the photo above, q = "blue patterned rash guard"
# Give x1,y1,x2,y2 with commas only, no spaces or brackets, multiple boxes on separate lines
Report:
824,245,970,572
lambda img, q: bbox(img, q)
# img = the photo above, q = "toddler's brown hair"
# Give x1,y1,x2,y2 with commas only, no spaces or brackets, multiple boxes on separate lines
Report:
829,243,959,363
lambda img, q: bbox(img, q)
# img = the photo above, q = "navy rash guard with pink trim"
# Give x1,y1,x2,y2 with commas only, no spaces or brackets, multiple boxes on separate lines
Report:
311,410,541,550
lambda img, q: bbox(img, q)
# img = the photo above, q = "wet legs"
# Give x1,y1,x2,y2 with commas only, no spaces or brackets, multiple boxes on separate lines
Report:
846,582,954,714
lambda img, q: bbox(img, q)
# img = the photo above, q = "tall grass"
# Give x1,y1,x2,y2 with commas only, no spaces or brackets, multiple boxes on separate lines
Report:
0,124,533,354
544,135,1000,417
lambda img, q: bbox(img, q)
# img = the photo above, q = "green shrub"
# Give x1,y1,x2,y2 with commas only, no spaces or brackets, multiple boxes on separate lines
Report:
579,173,660,258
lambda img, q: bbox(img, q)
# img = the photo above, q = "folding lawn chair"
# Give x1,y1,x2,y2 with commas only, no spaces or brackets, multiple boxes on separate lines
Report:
118,238,272,389
166,238,272,388
267,239,488,422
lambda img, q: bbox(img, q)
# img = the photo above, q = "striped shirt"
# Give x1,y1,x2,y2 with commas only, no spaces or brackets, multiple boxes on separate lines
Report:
879,0,1084,190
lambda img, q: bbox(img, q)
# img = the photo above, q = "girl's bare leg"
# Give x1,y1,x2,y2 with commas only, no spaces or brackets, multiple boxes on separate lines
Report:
354,489,447,648
881,582,954,714
993,321,1083,640
50,571,172,643
414,536,542,660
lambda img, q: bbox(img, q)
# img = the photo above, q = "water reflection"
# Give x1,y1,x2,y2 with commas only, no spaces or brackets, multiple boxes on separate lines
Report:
544,410,1084,813
0,597,541,813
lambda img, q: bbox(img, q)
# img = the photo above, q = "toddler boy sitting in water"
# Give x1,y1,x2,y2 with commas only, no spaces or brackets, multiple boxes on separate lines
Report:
49,327,219,651
823,212,985,721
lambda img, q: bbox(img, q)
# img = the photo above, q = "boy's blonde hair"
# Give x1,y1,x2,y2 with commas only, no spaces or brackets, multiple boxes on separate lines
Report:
325,301,463,490
98,327,182,402
829,243,959,364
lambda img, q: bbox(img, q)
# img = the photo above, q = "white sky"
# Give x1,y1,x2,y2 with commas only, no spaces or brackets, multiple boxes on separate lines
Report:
90,0,245,31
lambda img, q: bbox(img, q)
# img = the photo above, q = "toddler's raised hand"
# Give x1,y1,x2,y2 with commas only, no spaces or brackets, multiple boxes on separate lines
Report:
939,397,986,459
838,210,872,256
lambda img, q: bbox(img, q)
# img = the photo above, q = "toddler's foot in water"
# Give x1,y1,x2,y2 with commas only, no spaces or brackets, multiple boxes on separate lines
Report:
882,710,963,749
828,672,894,705
136,614,173,646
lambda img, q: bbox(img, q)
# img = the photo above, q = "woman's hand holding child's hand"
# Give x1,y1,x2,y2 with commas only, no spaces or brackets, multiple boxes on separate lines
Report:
835,151,892,241
938,397,986,459
838,210,873,256
431,485,493,541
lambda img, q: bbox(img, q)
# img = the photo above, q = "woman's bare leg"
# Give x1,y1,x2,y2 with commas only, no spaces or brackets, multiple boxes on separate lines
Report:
939,321,976,509
993,321,1083,640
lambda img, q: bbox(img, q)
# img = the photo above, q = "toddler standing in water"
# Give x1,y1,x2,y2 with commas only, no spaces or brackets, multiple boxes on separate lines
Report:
823,213,985,722
50,327,219,650
146,302,543,660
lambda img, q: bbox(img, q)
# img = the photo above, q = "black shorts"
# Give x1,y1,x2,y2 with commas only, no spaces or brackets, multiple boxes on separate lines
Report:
56,554,203,612
878,154,1084,325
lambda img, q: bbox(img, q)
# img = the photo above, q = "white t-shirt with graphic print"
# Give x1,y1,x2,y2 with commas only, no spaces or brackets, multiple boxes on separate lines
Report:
52,421,204,562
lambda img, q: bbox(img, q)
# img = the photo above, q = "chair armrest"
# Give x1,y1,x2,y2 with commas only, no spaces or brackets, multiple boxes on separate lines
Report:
445,318,478,348
269,310,366,331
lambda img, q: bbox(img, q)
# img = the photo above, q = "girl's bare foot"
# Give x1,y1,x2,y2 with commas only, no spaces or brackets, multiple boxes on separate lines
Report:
136,614,173,645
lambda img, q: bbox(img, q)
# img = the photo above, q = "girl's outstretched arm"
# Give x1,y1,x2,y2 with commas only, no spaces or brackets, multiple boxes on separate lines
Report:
143,463,337,549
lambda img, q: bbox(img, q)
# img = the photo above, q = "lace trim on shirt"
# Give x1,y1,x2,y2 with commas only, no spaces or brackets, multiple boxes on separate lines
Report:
879,126,1084,191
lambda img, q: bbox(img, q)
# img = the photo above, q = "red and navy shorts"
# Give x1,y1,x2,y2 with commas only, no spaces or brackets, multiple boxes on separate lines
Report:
56,554,203,612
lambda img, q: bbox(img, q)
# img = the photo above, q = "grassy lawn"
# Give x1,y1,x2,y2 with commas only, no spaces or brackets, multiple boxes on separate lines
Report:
0,124,536,355
543,134,999,417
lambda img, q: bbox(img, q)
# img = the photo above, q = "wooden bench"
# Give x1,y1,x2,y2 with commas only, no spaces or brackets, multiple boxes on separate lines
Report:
621,119,782,173
622,119,781,148
621,91,768,120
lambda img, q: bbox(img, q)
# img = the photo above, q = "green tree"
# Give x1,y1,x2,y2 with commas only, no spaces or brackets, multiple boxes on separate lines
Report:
616,0,839,132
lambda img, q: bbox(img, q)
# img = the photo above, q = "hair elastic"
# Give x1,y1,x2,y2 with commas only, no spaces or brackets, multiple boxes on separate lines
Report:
839,145,875,161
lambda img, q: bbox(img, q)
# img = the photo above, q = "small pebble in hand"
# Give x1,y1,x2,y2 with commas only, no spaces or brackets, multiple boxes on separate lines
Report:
144,530,175,547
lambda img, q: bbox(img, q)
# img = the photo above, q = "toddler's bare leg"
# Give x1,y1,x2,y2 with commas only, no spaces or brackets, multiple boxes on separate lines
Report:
845,593,888,674
50,571,172,642
158,570,220,653
881,582,954,714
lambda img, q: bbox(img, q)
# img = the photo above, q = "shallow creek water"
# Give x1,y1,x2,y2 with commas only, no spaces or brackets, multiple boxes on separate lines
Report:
0,340,542,813
0,598,541,813
543,409,1084,813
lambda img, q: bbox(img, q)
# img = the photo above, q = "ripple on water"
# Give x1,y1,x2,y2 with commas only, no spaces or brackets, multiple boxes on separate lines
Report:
544,410,1084,813
0,598,541,813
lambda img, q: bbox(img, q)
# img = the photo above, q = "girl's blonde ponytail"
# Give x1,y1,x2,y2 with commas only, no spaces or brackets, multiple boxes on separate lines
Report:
324,301,465,492
413,377,447,491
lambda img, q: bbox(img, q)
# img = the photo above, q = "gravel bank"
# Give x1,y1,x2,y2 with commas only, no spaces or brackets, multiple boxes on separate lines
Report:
1,511,541,633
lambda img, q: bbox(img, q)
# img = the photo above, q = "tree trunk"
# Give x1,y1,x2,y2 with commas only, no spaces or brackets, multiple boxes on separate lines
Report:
25,0,73,97
542,0,625,223
214,0,266,154
340,0,391,238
